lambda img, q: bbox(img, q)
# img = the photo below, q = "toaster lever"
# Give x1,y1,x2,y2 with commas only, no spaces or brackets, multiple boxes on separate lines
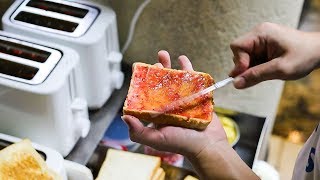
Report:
107,51,124,89
71,98,90,137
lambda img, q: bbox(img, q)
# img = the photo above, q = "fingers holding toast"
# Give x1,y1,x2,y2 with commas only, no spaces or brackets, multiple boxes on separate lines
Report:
157,50,194,72
158,50,171,68
178,55,194,71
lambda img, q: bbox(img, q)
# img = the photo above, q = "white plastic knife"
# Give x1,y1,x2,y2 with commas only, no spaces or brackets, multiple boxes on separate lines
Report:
161,77,234,113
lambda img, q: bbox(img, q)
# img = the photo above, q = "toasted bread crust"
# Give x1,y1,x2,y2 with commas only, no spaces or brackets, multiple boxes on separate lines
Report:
124,62,213,130
123,108,211,130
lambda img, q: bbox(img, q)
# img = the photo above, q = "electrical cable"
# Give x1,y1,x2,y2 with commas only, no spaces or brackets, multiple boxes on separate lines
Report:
121,0,151,54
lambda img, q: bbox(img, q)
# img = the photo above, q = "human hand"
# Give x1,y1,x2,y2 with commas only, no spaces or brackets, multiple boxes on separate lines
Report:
122,50,228,158
230,22,320,89
122,50,258,179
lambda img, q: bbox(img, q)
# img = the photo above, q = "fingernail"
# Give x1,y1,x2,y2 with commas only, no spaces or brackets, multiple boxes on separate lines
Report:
178,55,186,59
121,116,132,129
158,50,166,55
121,116,128,123
233,76,245,88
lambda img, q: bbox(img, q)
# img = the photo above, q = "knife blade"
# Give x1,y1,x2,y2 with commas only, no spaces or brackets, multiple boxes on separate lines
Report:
161,77,234,113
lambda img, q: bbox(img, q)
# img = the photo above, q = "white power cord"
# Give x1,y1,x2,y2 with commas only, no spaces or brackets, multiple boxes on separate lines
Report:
121,0,151,54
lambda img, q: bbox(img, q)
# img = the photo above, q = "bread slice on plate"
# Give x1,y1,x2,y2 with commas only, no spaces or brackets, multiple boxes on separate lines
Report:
0,139,60,180
96,149,161,180
123,62,214,130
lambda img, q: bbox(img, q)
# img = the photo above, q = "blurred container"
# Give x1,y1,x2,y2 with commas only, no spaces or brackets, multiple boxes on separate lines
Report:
100,114,140,151
253,160,280,180
218,114,241,147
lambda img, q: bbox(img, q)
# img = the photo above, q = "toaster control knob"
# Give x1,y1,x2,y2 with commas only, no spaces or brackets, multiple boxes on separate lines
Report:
107,51,122,64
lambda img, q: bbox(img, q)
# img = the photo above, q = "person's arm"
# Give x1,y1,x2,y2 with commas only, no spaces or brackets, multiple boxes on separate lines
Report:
122,114,259,180
229,22,320,89
187,134,258,180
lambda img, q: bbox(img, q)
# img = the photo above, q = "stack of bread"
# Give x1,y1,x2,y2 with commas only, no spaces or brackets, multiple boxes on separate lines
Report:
96,149,165,180
0,139,60,180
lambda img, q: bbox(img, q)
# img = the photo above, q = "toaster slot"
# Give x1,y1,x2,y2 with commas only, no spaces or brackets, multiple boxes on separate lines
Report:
0,139,13,150
10,0,99,37
0,39,50,63
27,0,89,18
14,11,79,32
0,58,39,80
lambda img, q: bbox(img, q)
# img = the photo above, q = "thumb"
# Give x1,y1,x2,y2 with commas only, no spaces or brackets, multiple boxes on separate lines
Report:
233,58,281,89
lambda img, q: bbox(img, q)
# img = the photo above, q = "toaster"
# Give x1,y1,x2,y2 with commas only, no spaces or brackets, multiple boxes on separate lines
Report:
0,133,93,180
0,31,90,156
2,0,124,109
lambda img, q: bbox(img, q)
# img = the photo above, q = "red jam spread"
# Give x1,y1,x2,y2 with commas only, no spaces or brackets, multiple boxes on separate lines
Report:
126,63,214,120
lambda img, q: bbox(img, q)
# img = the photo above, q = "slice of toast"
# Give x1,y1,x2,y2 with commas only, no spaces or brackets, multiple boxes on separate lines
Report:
123,62,214,130
0,139,60,180
96,149,161,180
